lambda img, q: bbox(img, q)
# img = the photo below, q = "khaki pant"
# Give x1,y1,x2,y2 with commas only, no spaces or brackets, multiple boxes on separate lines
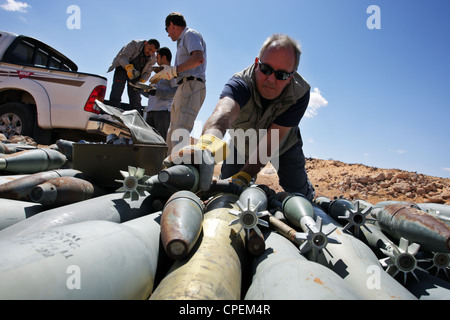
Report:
167,80,206,154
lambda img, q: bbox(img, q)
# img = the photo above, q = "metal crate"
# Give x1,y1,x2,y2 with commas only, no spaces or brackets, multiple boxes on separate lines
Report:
73,143,167,189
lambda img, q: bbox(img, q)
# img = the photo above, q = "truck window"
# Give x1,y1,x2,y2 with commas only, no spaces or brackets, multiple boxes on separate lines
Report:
2,36,78,72
10,40,35,64
34,48,49,68
49,56,62,69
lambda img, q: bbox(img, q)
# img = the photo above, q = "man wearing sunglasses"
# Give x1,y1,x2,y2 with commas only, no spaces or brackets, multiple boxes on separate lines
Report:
150,12,207,155
164,34,315,200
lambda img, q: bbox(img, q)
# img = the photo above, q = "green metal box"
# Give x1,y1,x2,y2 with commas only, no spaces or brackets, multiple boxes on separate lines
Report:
72,143,167,189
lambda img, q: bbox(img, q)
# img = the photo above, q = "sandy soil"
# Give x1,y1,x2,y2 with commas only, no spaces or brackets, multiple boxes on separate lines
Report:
247,158,450,205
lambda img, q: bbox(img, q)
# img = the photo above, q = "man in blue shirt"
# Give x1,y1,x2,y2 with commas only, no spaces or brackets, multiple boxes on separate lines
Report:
150,12,207,154
164,34,315,200
144,47,177,142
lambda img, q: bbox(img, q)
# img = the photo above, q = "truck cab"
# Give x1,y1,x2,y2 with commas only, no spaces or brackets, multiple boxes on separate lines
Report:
0,31,107,144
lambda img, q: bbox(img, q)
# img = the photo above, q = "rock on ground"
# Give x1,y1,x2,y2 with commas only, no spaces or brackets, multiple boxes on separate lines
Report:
252,159,450,205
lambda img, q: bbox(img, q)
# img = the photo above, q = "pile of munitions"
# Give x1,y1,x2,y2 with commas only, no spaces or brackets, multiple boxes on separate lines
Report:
0,139,449,300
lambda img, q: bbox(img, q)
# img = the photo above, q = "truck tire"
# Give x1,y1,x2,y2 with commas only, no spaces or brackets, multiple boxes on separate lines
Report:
0,102,35,140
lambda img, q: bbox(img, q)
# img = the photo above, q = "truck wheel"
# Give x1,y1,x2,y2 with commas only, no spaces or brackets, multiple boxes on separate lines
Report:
0,102,35,140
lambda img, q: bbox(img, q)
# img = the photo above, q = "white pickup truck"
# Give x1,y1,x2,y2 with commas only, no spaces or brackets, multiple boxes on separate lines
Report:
0,31,107,144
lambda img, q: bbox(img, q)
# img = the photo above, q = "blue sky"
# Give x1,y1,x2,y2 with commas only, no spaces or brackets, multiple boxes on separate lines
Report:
1,0,450,178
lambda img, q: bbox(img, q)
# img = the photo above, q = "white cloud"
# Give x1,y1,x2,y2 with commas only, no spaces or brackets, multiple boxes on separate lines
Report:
396,150,407,154
444,168,450,172
0,0,31,12
306,87,328,118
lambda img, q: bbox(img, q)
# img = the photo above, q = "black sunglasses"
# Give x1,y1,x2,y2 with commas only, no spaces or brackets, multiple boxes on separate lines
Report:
258,61,294,80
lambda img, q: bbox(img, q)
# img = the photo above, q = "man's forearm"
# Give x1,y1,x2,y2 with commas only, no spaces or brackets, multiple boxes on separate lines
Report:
202,97,240,139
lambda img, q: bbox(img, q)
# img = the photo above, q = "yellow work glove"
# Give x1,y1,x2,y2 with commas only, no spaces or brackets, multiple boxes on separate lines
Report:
125,64,140,80
163,134,230,191
230,171,253,187
149,65,177,84
195,134,230,164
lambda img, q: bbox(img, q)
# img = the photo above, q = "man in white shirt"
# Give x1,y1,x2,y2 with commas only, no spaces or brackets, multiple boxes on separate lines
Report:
150,12,207,154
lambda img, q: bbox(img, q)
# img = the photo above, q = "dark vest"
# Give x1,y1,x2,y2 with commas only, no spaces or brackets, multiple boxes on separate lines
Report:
230,64,310,159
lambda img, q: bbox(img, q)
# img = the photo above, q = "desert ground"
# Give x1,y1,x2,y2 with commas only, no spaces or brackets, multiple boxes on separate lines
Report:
252,158,450,206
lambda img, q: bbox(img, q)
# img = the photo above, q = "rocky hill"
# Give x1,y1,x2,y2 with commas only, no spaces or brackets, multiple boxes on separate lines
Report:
193,136,450,205
255,158,450,205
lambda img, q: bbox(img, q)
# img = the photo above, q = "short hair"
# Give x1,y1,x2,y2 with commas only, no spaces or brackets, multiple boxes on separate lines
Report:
158,47,172,63
147,39,160,50
259,34,302,71
165,12,187,28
